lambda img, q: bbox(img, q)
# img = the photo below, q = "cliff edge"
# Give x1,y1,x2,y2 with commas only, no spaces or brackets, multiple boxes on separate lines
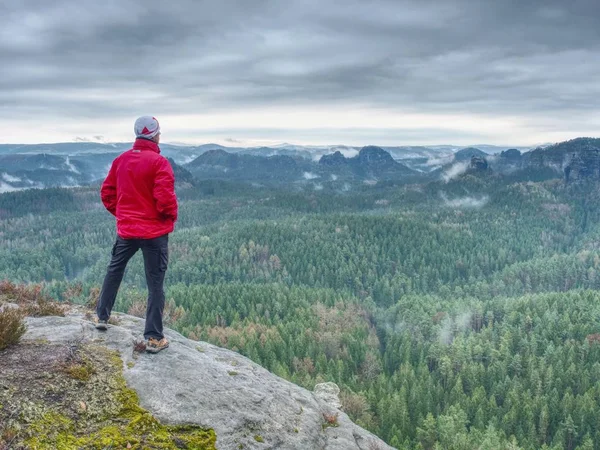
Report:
0,305,393,450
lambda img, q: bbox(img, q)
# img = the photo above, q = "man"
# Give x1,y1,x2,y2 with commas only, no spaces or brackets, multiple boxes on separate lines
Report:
96,116,178,354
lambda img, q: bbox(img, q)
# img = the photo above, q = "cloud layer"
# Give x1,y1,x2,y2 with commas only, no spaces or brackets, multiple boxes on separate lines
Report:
2,0,600,145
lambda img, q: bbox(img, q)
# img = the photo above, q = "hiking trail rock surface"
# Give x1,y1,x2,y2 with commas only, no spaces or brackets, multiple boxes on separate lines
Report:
21,312,394,450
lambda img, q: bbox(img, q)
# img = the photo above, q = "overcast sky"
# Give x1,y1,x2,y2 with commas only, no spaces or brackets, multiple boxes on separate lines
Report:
1,0,599,146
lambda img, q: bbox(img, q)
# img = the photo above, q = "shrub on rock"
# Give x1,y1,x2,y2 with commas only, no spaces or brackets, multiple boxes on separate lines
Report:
0,307,26,351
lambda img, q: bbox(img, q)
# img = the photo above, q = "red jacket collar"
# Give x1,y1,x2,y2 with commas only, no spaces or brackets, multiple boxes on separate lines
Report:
133,138,161,154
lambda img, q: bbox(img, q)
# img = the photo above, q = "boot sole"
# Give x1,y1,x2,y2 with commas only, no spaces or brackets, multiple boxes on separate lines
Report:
95,323,108,331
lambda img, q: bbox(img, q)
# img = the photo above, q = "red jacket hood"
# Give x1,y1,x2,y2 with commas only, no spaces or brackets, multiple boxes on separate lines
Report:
132,138,161,154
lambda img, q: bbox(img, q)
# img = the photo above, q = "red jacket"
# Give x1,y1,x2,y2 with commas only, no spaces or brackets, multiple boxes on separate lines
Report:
101,138,178,239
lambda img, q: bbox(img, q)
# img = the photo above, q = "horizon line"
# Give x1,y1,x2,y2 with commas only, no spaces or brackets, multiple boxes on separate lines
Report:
0,139,569,149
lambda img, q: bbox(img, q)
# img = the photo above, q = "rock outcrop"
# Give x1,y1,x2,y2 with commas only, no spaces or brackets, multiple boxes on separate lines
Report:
564,149,600,183
469,156,489,172
318,146,415,180
500,148,522,160
319,151,347,167
15,312,393,450
355,146,397,166
453,147,488,162
522,138,600,183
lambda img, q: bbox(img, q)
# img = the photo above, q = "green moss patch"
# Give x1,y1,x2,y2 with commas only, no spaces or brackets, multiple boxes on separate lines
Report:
63,360,95,382
0,342,216,449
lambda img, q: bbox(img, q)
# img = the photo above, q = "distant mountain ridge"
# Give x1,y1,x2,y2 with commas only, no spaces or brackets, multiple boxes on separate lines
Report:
0,141,532,162
437,138,600,183
185,146,418,185
186,150,310,184
0,138,599,191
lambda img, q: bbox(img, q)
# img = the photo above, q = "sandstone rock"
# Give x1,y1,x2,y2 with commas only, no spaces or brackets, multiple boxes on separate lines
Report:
314,382,342,409
21,313,394,450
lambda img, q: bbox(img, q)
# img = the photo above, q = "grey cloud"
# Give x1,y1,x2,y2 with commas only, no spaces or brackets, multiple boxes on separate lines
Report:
172,126,494,144
1,0,600,142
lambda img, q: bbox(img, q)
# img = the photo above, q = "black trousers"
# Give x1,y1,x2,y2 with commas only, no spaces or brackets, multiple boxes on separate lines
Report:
97,234,169,340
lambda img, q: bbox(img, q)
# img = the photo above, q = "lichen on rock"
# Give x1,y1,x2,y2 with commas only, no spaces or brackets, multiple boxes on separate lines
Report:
0,341,216,449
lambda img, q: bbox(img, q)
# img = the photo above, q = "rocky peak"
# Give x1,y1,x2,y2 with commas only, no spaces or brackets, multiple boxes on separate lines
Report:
188,149,237,168
356,146,395,165
319,151,348,166
500,148,522,160
454,147,488,162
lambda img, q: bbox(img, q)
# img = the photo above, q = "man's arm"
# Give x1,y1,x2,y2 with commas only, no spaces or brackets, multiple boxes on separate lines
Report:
154,157,178,222
100,162,118,216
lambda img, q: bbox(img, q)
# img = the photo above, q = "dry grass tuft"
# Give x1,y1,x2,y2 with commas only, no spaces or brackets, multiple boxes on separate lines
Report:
22,297,66,317
128,298,186,326
85,287,100,310
127,299,147,318
0,281,66,317
0,308,26,351
133,339,147,353
322,412,339,430
367,440,384,450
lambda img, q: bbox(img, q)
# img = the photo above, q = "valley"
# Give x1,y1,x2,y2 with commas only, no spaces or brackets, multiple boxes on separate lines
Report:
1,138,600,449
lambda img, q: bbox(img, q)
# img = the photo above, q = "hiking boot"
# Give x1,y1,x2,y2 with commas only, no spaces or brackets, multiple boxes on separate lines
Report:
95,318,108,331
146,337,169,354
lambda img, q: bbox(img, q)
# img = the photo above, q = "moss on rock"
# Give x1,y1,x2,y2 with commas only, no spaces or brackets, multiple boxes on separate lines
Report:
0,342,216,449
